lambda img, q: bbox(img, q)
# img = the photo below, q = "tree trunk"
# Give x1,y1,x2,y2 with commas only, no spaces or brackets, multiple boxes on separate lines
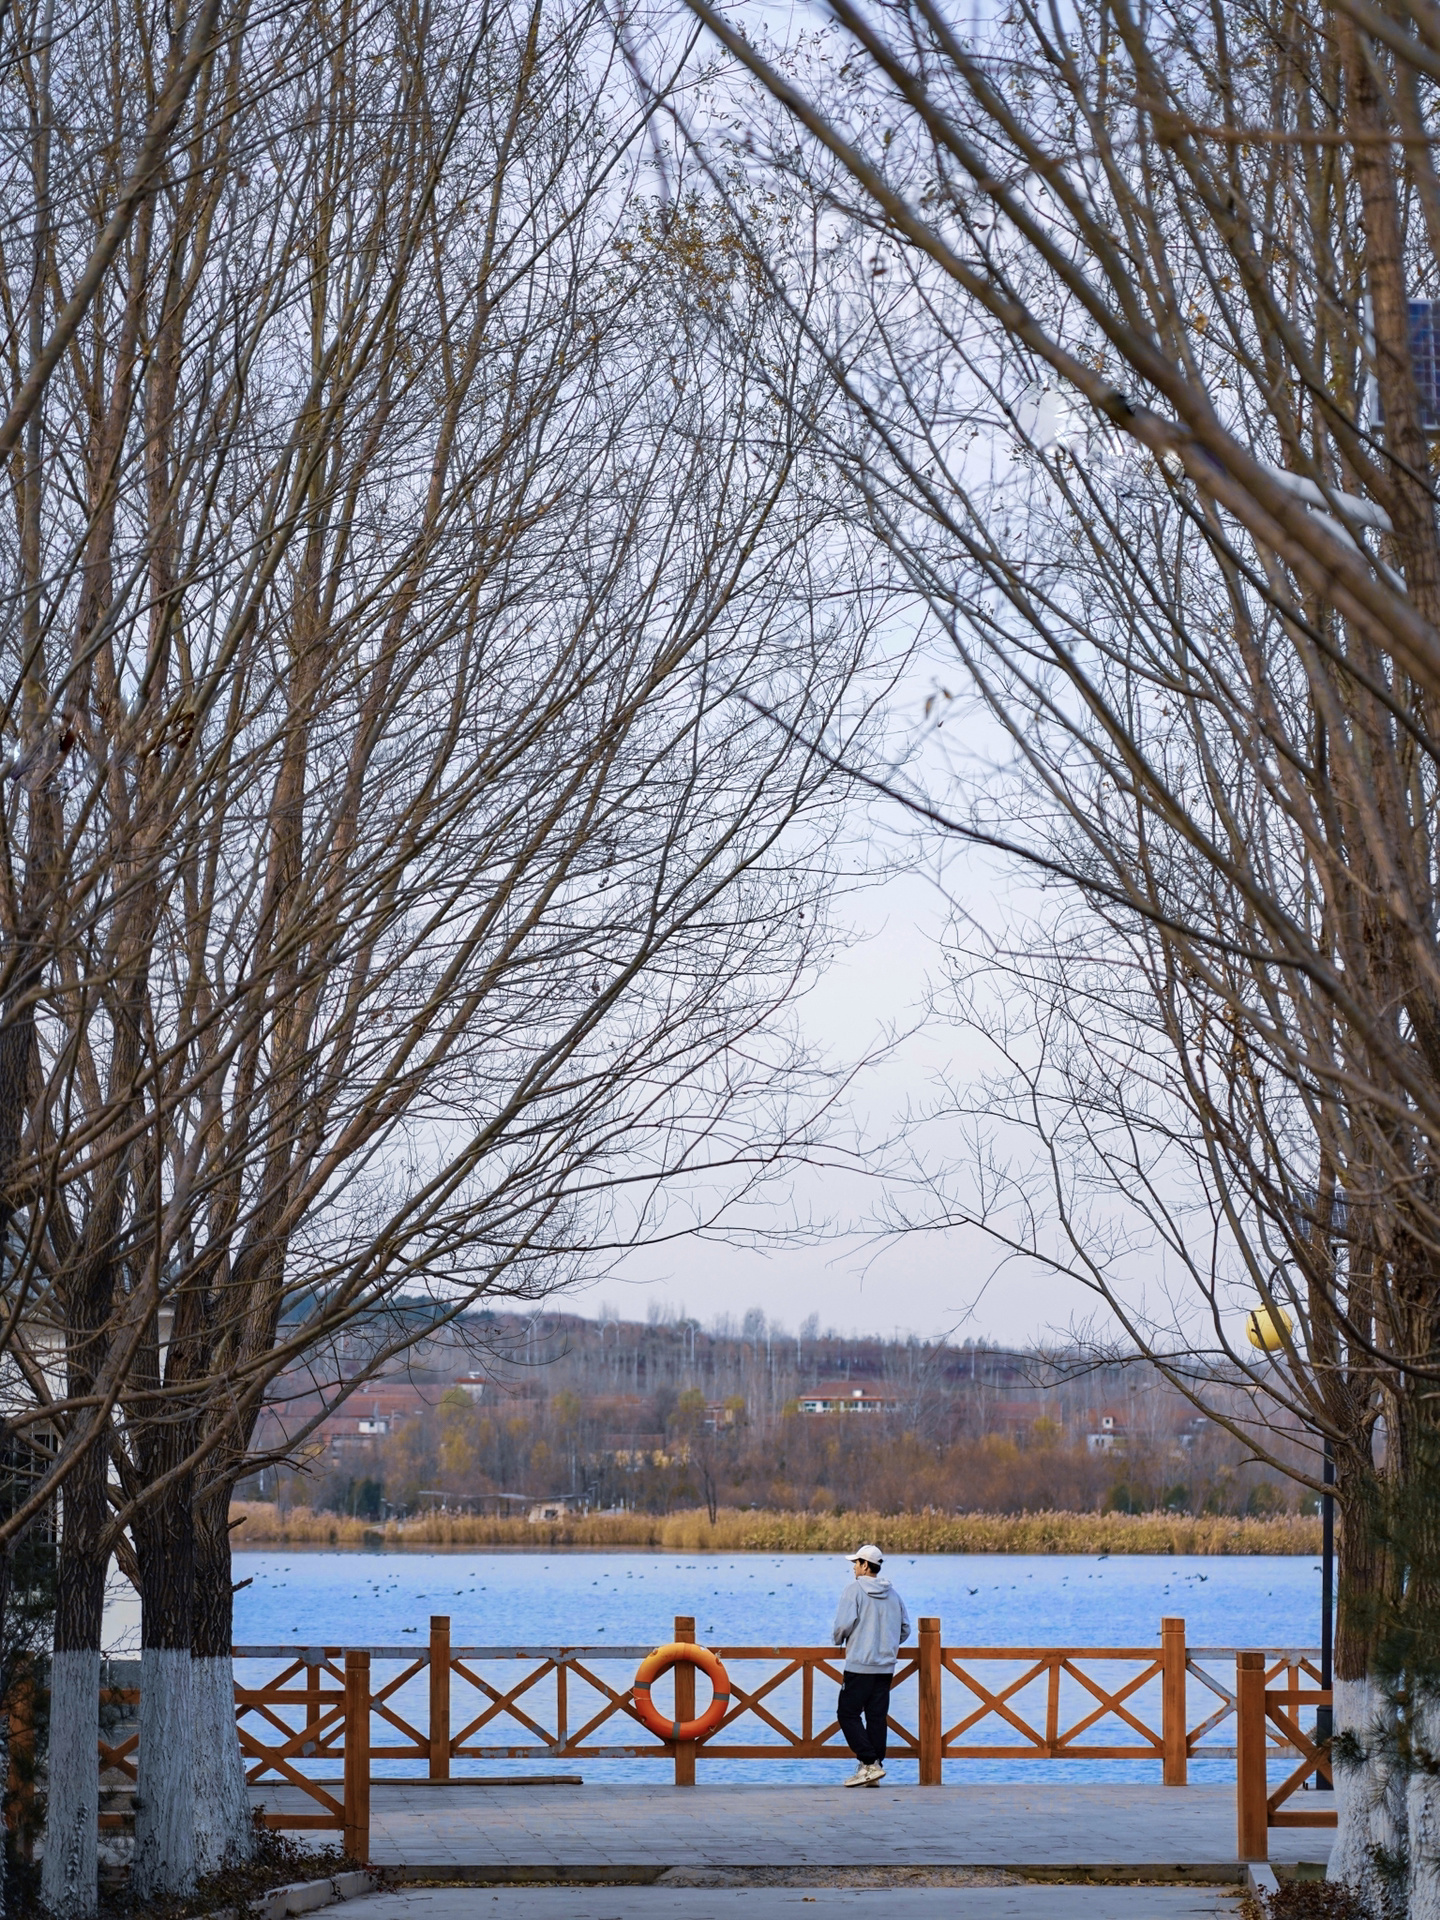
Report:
131,1474,195,1903
1330,1494,1403,1907
40,1451,106,1920
1330,1677,1385,1894
1407,1692,1440,1920
1368,1730,1408,1916
192,1485,250,1874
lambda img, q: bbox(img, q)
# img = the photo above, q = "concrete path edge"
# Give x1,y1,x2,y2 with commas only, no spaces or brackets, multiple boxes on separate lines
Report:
369,1863,1258,1887
206,1867,379,1919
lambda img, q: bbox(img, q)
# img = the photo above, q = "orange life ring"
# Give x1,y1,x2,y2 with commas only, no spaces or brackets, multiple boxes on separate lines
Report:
631,1642,731,1742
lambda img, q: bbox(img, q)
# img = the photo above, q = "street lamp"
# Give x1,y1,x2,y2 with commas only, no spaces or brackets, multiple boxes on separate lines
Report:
1244,1302,1293,1350
1316,1436,1334,1788
1245,1291,1332,1786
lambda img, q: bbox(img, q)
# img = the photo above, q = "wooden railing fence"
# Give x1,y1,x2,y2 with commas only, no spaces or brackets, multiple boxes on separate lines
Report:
209,1614,1336,1861
1234,1649,1335,1862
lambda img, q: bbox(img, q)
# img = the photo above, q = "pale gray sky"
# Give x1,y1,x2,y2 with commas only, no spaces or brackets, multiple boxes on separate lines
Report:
580,728,1083,1348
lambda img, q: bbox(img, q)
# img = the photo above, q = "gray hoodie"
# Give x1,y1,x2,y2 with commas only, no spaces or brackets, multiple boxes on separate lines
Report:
831,1573,912,1674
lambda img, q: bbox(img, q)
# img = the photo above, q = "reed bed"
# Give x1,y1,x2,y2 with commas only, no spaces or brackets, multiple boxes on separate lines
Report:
228,1502,1319,1555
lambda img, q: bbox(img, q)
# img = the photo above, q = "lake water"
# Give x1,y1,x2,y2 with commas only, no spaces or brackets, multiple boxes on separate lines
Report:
106,1548,1325,1785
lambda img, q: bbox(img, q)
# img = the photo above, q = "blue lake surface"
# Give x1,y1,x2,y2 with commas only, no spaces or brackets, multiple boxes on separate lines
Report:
231,1546,1318,1649
221,1548,1323,1787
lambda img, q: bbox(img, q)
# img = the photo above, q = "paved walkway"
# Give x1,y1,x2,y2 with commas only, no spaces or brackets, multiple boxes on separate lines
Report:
251,1782,1334,1873
335,1889,1242,1920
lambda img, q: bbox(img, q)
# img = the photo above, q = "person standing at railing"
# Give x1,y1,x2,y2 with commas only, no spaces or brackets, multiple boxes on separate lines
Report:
832,1544,911,1787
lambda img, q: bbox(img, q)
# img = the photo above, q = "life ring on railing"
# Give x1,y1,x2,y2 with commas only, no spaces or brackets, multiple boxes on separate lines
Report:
631,1643,731,1742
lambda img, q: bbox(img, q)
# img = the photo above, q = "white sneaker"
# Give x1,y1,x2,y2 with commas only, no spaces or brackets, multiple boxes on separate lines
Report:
865,1763,885,1786
842,1765,871,1787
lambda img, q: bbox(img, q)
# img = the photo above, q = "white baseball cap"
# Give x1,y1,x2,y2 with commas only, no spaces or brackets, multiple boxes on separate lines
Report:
848,1543,883,1568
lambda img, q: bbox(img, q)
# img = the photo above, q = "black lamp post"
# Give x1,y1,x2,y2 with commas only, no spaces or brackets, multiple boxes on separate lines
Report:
1315,1435,1334,1786
1247,1284,1335,1783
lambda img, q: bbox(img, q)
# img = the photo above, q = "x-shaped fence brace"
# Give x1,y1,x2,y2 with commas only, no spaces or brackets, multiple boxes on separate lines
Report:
940,1649,1166,1758
1264,1663,1334,1827
236,1653,348,1827
700,1647,919,1758
448,1651,636,1754
1234,1650,1335,1857
1183,1651,1327,1762
367,1655,430,1761
1185,1656,1240,1752
98,1686,139,1784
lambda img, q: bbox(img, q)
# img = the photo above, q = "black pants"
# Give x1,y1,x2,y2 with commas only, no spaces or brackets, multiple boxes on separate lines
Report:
837,1671,892,1766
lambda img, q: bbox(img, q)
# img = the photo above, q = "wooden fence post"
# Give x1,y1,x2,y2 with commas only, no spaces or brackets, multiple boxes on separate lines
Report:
344,1651,370,1861
429,1616,451,1781
1161,1616,1187,1787
305,1649,321,1757
1236,1651,1268,1861
673,1615,696,1787
918,1617,942,1786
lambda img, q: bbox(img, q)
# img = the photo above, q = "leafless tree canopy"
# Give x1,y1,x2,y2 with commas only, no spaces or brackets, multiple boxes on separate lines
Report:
0,0,890,1899
0,0,880,1505
677,0,1440,1899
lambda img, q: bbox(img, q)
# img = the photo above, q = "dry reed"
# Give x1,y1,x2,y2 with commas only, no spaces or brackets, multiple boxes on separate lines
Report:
228,1502,1319,1555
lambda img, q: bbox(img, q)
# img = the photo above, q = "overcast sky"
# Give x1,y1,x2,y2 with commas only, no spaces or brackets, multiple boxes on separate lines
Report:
575,665,1094,1350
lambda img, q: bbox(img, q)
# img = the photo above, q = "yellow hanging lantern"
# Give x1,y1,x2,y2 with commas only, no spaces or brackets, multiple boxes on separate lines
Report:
1245,1304,1294,1352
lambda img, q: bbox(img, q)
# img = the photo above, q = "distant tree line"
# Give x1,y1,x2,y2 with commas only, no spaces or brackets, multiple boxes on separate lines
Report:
253,1310,1316,1520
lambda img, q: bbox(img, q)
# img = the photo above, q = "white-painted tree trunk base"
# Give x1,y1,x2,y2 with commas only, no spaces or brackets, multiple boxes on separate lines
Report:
1330,1677,1377,1888
133,1646,196,1903
1407,1694,1440,1920
192,1654,252,1875
40,1649,100,1919
1328,1676,1407,1913
1370,1753,1408,1920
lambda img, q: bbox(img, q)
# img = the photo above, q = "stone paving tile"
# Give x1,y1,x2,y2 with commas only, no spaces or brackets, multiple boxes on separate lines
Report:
251,1782,1334,1871
333,1888,1242,1920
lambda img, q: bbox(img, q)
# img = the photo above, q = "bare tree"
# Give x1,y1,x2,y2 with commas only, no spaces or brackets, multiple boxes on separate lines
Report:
0,0,267,1903
672,0,1440,1907
0,0,885,1903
